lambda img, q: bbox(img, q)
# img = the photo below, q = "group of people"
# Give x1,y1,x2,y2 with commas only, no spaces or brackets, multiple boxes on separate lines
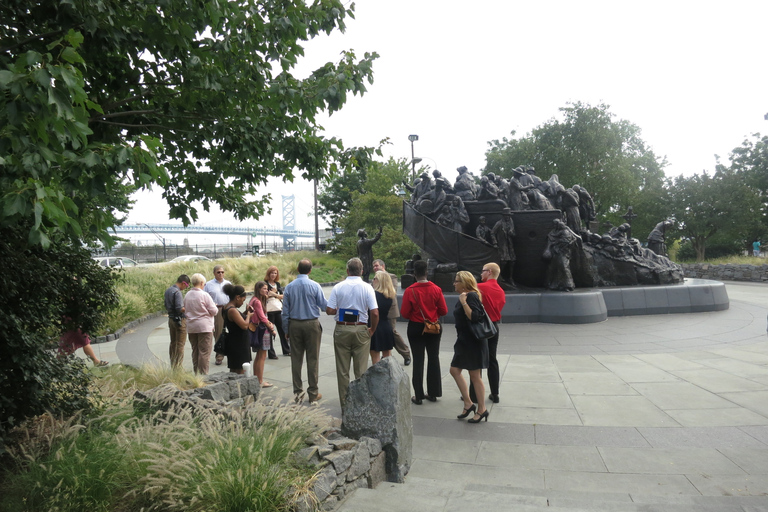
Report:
401,260,505,424
165,257,507,423
164,265,290,386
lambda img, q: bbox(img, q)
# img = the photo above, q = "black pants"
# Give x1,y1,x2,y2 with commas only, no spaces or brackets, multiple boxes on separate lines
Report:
267,311,290,356
407,321,442,399
470,323,499,401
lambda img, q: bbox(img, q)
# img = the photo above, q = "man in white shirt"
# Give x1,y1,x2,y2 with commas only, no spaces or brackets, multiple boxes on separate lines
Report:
326,257,379,408
204,264,230,365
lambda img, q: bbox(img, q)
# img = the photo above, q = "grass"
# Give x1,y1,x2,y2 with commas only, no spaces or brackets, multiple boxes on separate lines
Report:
678,255,768,265
105,251,346,334
1,365,331,512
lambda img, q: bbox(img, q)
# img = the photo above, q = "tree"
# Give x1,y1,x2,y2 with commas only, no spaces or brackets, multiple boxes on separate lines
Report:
727,133,768,235
484,102,667,237
669,168,762,261
323,157,418,273
1,0,378,247
0,0,377,444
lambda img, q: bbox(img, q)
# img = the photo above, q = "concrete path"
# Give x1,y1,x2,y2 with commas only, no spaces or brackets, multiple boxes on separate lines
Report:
87,281,768,511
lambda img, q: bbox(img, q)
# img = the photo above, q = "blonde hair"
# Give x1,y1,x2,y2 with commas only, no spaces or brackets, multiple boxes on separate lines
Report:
483,262,501,280
455,271,482,302
190,273,206,287
373,271,396,299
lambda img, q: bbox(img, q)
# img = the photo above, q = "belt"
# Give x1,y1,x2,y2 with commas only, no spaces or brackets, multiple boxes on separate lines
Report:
292,318,318,322
336,321,367,326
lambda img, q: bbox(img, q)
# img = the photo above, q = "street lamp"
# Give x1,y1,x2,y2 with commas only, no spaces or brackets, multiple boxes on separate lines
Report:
408,134,419,182
139,223,167,261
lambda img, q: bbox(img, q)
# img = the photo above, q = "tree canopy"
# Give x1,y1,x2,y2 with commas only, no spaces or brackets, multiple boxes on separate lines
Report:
484,102,668,237
1,0,378,247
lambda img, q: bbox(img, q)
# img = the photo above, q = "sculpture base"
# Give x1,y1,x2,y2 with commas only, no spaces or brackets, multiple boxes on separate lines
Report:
398,279,729,325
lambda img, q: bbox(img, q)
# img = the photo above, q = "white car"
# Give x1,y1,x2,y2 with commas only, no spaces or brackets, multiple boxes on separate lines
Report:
258,249,279,257
93,256,139,268
171,255,212,262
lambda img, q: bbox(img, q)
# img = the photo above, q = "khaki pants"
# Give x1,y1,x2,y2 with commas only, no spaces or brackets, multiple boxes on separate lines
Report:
333,324,371,407
288,319,322,402
168,317,187,368
391,318,410,359
213,306,225,362
188,332,213,375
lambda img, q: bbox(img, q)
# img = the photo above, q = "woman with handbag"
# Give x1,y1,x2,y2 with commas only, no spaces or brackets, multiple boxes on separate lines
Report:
450,271,491,424
400,260,448,405
223,284,254,375
249,281,277,387
265,266,290,358
370,271,396,364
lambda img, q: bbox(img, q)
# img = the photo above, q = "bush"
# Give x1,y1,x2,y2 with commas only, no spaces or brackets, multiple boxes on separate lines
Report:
1,382,328,512
0,225,120,447
676,238,743,262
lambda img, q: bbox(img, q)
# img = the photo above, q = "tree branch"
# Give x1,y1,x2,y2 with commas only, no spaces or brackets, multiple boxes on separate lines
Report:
0,29,66,54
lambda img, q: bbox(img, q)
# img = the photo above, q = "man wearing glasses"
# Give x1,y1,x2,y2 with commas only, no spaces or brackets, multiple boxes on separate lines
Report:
204,265,231,365
470,263,505,404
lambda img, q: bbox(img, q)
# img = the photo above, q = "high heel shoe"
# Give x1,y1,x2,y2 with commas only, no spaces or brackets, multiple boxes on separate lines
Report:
467,409,489,423
457,403,476,419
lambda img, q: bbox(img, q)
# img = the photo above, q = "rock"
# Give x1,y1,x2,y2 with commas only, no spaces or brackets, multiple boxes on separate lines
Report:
346,442,371,481
313,465,337,502
367,451,387,489
361,436,382,456
341,357,413,483
324,450,353,474
199,381,230,401
328,437,358,451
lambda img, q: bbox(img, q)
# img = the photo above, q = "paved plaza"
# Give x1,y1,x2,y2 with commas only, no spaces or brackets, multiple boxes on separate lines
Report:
88,281,768,511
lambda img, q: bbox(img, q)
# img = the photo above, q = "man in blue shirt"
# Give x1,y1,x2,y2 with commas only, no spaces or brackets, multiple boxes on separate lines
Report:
282,259,327,405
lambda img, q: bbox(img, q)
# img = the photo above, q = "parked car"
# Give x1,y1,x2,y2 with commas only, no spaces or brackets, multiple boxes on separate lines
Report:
170,255,212,263
258,249,279,257
93,256,139,268
240,251,254,258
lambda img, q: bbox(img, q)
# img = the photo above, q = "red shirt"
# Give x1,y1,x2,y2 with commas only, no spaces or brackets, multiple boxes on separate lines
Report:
400,281,448,323
478,279,506,322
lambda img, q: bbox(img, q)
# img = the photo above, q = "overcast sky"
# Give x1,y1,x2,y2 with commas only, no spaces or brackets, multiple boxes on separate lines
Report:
126,0,768,242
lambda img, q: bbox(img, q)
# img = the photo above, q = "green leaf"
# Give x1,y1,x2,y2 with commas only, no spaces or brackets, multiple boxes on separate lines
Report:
0,70,16,88
61,47,85,65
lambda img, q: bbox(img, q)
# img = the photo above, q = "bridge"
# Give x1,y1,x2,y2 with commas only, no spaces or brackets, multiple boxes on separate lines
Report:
114,224,317,250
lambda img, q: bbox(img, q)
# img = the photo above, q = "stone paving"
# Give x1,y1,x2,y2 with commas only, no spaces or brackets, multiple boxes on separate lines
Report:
87,280,768,511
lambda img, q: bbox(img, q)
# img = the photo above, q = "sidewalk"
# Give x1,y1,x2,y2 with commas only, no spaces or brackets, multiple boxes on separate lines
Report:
88,281,768,511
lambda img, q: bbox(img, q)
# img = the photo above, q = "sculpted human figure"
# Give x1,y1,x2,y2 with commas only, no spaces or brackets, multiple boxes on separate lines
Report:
357,226,382,282
647,219,674,257
405,171,431,205
545,174,566,208
558,187,581,232
436,205,453,228
491,208,517,287
573,185,596,227
477,175,499,201
508,168,533,210
454,166,477,202
449,196,470,232
475,216,493,244
494,174,510,205
543,219,582,291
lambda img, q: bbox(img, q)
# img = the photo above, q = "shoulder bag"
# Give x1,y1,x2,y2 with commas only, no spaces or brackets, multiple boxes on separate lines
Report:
469,300,498,340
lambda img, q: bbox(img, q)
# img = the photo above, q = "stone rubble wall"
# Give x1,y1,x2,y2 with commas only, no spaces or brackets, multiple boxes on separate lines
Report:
681,263,768,283
132,374,387,512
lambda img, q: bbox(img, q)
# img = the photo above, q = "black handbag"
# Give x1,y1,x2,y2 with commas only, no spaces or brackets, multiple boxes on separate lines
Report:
469,302,497,340
214,327,228,354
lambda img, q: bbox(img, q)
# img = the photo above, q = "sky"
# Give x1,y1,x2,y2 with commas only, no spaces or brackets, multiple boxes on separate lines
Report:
125,1,768,245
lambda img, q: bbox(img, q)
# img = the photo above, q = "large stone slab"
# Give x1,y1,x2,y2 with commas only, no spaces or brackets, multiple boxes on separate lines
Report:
341,357,413,483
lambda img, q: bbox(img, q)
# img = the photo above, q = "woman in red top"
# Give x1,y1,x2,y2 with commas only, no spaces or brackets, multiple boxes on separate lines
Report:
400,260,448,404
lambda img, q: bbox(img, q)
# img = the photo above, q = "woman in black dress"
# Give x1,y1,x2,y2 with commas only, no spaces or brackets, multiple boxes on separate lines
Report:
370,270,396,364
223,284,254,374
450,271,490,423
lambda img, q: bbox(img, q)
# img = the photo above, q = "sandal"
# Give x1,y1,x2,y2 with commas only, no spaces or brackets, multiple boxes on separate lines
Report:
96,360,109,367
261,382,274,388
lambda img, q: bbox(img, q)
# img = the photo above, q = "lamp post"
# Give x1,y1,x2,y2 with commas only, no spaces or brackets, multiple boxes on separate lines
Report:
408,134,419,182
139,223,167,261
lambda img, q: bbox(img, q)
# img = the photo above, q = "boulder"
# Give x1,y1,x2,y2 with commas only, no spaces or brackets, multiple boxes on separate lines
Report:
341,357,412,483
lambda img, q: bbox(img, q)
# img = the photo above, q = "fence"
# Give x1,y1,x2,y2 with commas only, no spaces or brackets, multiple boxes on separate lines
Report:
100,241,321,263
